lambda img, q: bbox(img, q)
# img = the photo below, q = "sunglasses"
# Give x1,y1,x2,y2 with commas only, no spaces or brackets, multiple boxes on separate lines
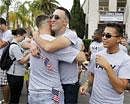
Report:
102,32,119,39
50,15,60,20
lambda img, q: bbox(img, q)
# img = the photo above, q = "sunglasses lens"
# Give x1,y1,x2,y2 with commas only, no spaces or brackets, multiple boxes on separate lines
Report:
105,33,111,38
50,15,60,20
54,15,60,20
103,33,112,38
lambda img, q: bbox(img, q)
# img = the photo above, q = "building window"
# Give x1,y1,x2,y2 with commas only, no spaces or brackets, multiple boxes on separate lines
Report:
99,0,109,11
117,0,126,11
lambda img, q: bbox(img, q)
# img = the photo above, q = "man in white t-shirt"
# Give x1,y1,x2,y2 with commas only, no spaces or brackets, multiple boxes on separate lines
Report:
89,28,104,55
0,18,13,104
80,23,130,104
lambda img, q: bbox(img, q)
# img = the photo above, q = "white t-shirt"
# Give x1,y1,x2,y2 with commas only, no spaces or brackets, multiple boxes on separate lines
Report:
88,49,130,104
29,34,80,92
59,28,82,84
89,41,104,55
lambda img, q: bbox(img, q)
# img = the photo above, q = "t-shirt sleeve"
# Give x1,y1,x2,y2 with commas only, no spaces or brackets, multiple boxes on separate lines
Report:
63,29,78,45
87,54,96,74
10,45,23,61
3,30,13,42
118,58,130,79
54,46,80,63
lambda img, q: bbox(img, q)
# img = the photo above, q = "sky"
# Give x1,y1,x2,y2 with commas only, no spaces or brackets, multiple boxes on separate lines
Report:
20,0,84,10
57,0,84,10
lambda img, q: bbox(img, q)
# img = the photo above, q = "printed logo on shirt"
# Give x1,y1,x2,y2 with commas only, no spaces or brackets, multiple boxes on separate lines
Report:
96,63,117,71
39,55,53,71
92,46,98,50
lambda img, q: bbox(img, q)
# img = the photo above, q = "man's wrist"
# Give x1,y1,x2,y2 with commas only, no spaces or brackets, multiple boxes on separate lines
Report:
105,64,113,73
83,80,89,87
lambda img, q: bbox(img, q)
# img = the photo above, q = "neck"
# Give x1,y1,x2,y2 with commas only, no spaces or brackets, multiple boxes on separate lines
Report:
14,37,20,43
107,45,120,54
39,28,51,35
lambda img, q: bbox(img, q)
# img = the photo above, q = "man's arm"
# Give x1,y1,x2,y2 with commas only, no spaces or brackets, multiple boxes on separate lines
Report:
106,65,128,94
0,39,8,48
33,31,87,63
75,51,87,63
80,72,94,95
96,55,129,94
33,32,71,52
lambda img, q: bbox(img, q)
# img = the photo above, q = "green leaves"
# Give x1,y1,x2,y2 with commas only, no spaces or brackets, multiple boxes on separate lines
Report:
70,0,86,39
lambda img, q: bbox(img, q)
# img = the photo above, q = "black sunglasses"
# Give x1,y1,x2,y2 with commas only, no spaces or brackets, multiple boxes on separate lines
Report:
50,15,60,20
102,32,119,39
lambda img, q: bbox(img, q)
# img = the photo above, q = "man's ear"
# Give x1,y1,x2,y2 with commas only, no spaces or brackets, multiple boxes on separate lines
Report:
63,19,68,27
117,37,122,43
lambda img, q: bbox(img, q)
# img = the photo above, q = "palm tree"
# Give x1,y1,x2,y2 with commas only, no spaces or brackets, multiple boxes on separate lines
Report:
1,0,60,29
25,0,60,28
26,1,43,28
0,5,6,16
32,0,59,15
1,0,14,25
9,11,17,29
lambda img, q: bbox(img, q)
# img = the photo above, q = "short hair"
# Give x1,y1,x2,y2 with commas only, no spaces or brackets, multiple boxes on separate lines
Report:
35,15,50,28
0,18,6,25
12,30,17,35
12,28,26,36
94,28,103,36
57,7,71,21
105,23,124,37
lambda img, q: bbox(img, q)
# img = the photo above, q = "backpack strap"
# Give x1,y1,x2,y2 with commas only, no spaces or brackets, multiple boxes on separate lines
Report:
10,42,18,46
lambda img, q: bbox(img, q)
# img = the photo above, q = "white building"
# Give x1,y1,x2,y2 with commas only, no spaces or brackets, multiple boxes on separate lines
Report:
82,0,130,39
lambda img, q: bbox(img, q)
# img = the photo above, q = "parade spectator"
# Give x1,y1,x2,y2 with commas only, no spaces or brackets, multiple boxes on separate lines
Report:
7,28,30,104
0,18,13,104
80,23,130,104
119,37,128,53
89,28,104,55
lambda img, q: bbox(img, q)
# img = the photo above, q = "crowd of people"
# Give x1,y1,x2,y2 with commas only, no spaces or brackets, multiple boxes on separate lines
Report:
0,6,130,104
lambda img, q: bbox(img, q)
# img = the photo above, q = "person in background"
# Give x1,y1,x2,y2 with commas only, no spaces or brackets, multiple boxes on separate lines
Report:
119,36,128,53
89,28,104,56
0,18,13,104
7,28,30,104
80,23,130,104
